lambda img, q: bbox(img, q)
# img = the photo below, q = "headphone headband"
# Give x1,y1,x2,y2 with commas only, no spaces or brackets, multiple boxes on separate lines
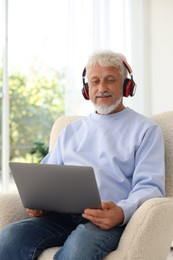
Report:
121,58,133,74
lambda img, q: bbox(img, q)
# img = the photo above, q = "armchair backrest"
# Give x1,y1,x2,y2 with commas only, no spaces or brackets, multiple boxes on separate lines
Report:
49,110,173,197
49,115,83,151
150,110,173,197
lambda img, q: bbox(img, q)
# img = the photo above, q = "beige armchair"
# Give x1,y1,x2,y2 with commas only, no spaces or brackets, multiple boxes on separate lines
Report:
0,111,173,260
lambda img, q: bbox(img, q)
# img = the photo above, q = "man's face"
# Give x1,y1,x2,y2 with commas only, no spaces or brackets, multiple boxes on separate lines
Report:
88,64,124,114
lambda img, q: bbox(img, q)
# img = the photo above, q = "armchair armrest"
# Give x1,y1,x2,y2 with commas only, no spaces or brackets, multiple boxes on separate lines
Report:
0,192,28,230
106,197,173,260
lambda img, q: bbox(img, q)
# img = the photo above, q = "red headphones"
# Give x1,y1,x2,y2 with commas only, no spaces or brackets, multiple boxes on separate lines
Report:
82,59,137,100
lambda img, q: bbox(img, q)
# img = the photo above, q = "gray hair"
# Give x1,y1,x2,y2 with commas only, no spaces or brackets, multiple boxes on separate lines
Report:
86,50,128,80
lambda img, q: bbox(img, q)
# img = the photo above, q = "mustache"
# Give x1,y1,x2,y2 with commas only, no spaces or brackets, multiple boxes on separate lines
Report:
95,92,113,97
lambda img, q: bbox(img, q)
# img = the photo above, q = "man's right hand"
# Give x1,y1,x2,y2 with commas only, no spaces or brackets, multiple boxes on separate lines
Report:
26,208,47,218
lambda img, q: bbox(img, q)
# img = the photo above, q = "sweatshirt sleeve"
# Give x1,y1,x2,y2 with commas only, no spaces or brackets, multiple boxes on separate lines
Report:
117,125,165,225
41,133,64,165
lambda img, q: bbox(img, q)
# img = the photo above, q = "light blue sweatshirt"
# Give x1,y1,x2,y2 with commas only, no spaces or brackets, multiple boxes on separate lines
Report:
42,107,165,224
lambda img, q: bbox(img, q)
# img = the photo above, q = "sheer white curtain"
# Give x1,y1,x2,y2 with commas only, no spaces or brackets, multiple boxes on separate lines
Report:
65,0,150,116
126,0,151,116
65,0,131,115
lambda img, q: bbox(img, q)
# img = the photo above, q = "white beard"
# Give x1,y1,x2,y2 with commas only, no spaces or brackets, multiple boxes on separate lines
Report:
92,97,122,115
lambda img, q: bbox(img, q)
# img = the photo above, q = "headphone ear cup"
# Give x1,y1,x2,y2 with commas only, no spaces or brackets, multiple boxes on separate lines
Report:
123,78,135,97
82,83,90,100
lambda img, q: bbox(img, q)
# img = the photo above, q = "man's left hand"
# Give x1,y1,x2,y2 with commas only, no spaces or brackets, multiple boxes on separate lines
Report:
82,201,124,230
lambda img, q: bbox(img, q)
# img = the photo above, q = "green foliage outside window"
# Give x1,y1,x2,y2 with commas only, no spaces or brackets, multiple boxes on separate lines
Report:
0,64,65,163
30,141,49,163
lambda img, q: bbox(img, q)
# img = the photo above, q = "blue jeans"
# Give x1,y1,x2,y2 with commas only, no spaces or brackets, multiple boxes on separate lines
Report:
0,212,125,260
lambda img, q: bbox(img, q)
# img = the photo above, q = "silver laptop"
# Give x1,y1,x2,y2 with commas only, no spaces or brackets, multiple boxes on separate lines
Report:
9,162,101,214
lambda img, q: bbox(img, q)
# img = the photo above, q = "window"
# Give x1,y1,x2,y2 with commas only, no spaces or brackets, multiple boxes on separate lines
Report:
1,0,131,191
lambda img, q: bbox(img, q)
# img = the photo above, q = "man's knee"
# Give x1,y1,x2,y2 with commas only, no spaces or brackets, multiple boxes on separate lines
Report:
0,222,18,241
0,222,21,256
0,220,33,250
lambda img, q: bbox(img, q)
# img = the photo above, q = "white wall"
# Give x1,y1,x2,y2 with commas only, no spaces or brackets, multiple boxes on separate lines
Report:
150,0,173,115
